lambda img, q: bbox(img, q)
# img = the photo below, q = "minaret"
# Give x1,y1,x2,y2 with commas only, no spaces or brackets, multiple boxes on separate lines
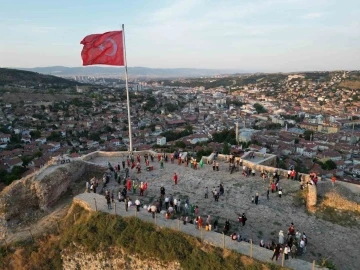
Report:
235,122,239,143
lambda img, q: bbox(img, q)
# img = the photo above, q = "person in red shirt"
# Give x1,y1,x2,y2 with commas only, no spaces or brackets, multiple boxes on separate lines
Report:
290,170,296,180
126,178,132,191
271,182,275,193
331,175,336,187
198,216,203,229
173,173,178,185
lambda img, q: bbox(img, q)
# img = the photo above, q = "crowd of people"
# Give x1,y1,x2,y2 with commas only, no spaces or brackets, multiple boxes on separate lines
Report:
84,150,311,264
257,222,308,261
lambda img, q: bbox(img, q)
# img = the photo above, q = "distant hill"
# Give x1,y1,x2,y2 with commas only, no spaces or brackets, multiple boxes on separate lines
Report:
14,66,245,78
0,68,79,87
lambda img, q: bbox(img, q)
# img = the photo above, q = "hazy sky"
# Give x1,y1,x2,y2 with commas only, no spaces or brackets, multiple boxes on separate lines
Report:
0,0,359,72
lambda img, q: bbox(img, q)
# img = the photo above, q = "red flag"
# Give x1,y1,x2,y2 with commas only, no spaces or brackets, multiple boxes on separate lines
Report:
80,31,124,66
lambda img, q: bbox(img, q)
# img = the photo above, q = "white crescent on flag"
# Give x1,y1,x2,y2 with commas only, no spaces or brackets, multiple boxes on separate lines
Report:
105,38,117,56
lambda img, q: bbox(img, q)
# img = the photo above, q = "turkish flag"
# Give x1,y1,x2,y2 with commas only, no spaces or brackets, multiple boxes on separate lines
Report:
80,31,125,66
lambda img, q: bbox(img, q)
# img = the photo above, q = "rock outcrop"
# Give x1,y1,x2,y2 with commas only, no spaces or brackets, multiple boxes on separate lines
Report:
0,160,105,233
62,246,181,270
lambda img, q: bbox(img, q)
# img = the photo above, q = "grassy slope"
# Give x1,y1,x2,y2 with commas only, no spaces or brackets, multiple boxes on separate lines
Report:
0,204,286,270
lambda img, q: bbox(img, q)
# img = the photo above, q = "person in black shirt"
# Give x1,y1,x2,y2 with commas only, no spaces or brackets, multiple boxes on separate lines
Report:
223,219,230,234
241,213,247,226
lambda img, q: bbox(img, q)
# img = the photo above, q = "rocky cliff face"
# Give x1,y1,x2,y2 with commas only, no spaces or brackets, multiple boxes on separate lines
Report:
32,161,88,210
62,247,182,270
0,161,105,234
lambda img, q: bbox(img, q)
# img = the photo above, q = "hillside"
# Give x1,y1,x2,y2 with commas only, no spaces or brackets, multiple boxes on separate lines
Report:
16,66,245,78
0,68,79,88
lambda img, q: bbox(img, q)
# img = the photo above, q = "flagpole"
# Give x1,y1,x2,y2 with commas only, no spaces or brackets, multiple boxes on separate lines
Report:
122,24,133,152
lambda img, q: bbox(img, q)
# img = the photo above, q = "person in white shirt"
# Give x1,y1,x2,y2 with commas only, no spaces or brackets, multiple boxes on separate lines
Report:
173,198,178,213
302,233,307,253
127,199,133,209
184,203,189,215
150,204,157,218
284,244,290,260
278,230,284,244
299,238,305,255
135,198,141,212
164,196,169,209
86,181,90,192
177,199,181,213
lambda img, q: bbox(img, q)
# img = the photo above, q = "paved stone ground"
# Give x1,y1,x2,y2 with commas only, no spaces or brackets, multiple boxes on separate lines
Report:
84,156,359,270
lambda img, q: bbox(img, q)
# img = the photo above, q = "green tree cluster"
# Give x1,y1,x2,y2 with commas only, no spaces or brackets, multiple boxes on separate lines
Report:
47,131,62,142
142,96,157,111
30,130,41,139
164,103,177,113
160,125,193,142
253,103,267,114
212,129,236,145
314,159,337,170
0,166,27,185
303,130,314,141
196,149,213,161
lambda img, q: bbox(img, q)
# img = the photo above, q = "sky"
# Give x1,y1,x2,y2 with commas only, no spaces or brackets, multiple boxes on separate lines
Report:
0,0,359,72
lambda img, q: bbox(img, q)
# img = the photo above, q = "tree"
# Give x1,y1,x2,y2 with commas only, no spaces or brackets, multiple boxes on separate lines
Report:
104,126,115,133
164,103,177,113
21,156,33,168
10,134,21,144
33,151,42,158
89,132,100,141
253,103,267,114
30,130,41,139
47,131,61,142
143,96,157,111
149,123,156,132
303,130,314,141
222,142,230,154
195,149,213,162
175,141,186,149
323,159,337,170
